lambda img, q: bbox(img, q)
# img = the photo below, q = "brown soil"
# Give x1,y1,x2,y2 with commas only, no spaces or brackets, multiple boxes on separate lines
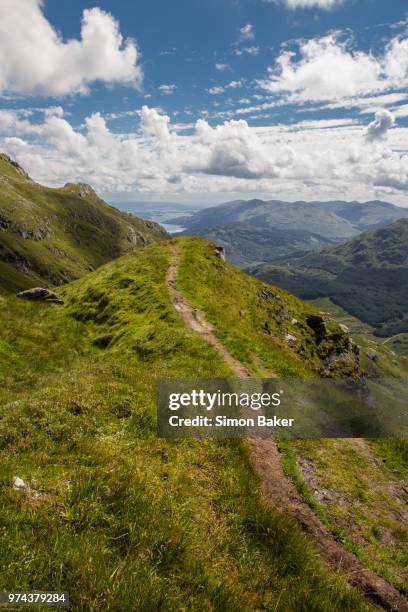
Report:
166,246,408,611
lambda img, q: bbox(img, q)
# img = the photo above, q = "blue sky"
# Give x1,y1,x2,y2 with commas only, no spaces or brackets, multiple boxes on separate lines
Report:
0,0,408,204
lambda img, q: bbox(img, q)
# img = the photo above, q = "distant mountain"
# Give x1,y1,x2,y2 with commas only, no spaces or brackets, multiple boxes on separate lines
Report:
0,154,168,291
181,222,335,267
250,219,408,337
176,198,408,241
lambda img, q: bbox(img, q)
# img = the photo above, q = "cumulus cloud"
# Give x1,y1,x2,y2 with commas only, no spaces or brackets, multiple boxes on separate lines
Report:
239,24,255,41
366,109,395,142
227,80,243,89
215,63,232,72
234,46,260,56
139,106,171,142
0,0,142,96
158,84,177,95
208,86,225,95
260,33,408,102
1,106,408,200
189,119,278,179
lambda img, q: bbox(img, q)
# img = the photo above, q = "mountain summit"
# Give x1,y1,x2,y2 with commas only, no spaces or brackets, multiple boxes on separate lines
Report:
0,154,168,292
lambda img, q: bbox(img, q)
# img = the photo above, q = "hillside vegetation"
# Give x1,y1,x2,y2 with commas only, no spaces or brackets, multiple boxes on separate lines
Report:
0,236,377,611
251,219,408,337
0,154,168,292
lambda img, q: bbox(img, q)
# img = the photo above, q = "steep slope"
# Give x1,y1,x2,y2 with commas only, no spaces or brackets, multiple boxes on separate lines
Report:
0,153,168,292
0,236,380,611
176,198,408,243
251,219,408,337
181,222,335,267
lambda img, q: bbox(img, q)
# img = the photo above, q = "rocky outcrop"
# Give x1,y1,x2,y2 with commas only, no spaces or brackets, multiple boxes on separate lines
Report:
306,314,327,339
127,227,148,246
0,154,32,180
214,245,226,261
17,287,63,304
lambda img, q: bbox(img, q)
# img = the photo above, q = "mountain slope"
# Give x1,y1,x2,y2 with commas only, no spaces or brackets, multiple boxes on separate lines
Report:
0,237,373,611
176,198,408,242
250,219,408,336
181,222,335,267
0,153,168,292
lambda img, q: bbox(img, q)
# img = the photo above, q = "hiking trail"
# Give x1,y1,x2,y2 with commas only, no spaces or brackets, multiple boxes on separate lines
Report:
166,246,408,612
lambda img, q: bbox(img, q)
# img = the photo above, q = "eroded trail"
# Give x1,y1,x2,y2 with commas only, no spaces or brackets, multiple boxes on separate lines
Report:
166,247,408,611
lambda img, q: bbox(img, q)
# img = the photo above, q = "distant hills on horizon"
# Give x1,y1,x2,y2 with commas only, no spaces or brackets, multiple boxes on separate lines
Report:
176,197,408,267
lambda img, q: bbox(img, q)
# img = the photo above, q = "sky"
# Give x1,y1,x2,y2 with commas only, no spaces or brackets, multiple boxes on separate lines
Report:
0,0,408,205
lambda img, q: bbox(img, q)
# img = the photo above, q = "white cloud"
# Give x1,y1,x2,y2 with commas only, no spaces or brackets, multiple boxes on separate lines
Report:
239,24,255,41
260,33,408,103
0,0,142,96
189,119,278,179
227,80,243,89
215,63,232,72
1,107,408,202
265,0,344,8
323,92,408,113
139,106,171,142
366,109,395,142
234,46,260,56
158,84,177,95
392,104,408,118
208,86,225,95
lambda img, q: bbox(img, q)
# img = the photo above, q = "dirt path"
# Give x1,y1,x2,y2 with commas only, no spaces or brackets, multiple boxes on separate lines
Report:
166,247,408,612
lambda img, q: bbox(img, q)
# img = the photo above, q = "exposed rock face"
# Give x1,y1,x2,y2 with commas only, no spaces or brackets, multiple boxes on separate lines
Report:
214,245,225,261
127,227,148,245
306,314,326,339
64,182,97,199
0,154,31,180
17,287,63,304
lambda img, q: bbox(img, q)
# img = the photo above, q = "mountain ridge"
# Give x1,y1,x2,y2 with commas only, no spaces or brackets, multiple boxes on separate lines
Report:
250,219,408,337
176,197,408,240
0,153,168,291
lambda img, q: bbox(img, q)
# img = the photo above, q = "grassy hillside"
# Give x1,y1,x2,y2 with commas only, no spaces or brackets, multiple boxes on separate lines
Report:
0,153,168,292
251,219,408,337
0,237,376,611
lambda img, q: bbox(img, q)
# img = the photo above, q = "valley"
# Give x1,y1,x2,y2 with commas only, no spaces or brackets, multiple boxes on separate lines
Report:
251,219,408,337
0,156,407,610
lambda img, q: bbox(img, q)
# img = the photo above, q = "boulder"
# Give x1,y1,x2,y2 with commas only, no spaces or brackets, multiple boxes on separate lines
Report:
285,333,298,347
214,245,225,261
17,287,63,304
366,348,379,362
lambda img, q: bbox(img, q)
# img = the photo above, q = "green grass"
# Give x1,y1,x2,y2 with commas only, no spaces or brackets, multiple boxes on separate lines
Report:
0,153,168,292
251,219,408,337
278,438,408,595
0,239,371,610
177,237,360,378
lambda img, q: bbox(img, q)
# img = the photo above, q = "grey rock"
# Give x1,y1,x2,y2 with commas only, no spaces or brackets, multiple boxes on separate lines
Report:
13,476,27,491
127,227,147,245
17,287,63,304
366,348,379,362
285,333,298,347
214,245,225,261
